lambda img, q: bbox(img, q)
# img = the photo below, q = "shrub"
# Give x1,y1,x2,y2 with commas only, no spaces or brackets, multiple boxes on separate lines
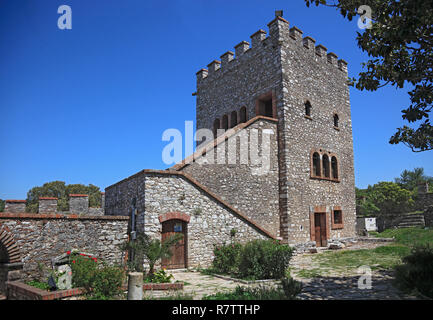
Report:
394,245,433,298
238,240,293,280
211,240,293,280
212,243,242,275
91,264,125,299
70,254,99,291
70,252,125,299
144,268,173,283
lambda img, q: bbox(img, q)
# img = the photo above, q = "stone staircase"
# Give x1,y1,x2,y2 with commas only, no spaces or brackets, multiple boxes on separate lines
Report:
397,213,425,228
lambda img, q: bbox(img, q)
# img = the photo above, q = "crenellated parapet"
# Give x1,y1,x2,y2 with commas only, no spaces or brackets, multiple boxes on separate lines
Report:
196,15,348,84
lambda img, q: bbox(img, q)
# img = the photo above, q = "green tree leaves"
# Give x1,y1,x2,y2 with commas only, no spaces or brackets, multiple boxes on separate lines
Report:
26,181,102,213
305,0,433,152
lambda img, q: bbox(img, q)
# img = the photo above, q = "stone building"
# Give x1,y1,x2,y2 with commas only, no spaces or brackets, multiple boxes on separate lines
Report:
105,13,357,269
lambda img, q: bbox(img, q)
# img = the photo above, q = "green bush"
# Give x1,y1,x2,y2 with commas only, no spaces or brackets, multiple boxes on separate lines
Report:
144,268,174,283
238,240,293,280
211,240,293,280
91,265,125,300
212,243,242,275
70,253,125,299
70,254,99,291
395,245,433,298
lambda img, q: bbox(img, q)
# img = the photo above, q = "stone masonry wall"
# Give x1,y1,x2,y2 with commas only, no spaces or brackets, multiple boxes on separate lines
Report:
276,18,357,243
105,171,271,268
180,118,280,237
195,27,281,133
0,213,129,282
193,15,356,244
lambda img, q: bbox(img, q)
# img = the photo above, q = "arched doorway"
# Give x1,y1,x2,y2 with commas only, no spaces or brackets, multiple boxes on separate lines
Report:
161,219,187,269
158,212,190,270
0,224,23,296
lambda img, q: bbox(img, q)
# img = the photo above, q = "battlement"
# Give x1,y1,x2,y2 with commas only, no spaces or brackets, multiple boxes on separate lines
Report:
196,15,348,84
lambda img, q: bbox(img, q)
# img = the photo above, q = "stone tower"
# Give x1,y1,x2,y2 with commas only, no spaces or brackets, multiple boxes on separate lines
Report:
194,14,357,245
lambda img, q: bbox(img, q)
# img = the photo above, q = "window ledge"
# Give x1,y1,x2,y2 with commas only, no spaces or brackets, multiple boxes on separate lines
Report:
310,175,340,183
331,224,344,230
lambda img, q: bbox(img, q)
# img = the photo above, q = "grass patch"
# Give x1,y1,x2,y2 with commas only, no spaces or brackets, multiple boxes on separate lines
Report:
372,227,433,247
295,268,323,278
313,244,410,271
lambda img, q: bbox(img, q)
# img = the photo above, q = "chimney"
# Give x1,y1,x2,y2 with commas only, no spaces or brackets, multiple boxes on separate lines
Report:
5,200,26,213
39,197,58,213
69,194,89,214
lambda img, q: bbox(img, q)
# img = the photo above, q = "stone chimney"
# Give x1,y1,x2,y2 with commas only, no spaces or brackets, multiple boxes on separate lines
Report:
69,194,89,214
39,197,58,213
5,200,26,213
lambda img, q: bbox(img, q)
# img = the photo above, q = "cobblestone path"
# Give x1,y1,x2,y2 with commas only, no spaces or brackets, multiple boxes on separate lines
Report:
144,242,420,300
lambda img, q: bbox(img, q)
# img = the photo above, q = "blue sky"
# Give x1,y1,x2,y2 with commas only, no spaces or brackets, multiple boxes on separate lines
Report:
0,0,432,199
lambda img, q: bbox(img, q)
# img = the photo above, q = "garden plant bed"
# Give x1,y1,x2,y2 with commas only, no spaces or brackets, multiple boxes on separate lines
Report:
7,281,85,300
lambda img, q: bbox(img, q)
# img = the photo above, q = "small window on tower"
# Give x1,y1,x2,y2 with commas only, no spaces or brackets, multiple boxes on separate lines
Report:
334,114,339,128
230,111,238,128
305,101,312,117
256,94,274,118
332,209,343,229
222,115,229,130
239,107,247,123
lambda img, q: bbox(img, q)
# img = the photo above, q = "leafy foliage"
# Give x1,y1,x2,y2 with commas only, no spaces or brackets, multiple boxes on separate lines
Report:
0,199,4,212
211,240,294,280
305,0,433,152
26,181,102,212
395,245,433,298
120,232,183,276
143,268,174,283
212,243,242,275
356,181,414,216
26,280,51,291
394,167,433,191
70,253,125,299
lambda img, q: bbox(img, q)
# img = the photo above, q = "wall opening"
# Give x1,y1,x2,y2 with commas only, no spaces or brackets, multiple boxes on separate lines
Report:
230,111,238,128
239,107,247,123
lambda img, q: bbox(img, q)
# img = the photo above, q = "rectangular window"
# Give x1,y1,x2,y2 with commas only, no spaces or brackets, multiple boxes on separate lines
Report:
331,208,344,229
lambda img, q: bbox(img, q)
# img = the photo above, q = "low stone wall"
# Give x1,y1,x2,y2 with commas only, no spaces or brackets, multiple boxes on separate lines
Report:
7,281,85,300
0,213,129,285
424,206,433,227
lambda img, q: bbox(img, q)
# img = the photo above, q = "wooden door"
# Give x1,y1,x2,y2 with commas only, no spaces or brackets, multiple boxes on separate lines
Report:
314,213,327,247
161,220,187,269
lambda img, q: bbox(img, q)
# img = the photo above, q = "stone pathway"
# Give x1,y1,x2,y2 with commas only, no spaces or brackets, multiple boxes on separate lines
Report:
143,240,420,300
289,241,419,300
143,271,246,300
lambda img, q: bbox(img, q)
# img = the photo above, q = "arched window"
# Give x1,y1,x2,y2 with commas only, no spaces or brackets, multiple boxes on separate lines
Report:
239,107,247,123
230,111,238,128
333,114,339,127
213,119,220,138
322,154,330,178
331,156,338,179
305,101,312,117
222,115,228,130
312,152,321,177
